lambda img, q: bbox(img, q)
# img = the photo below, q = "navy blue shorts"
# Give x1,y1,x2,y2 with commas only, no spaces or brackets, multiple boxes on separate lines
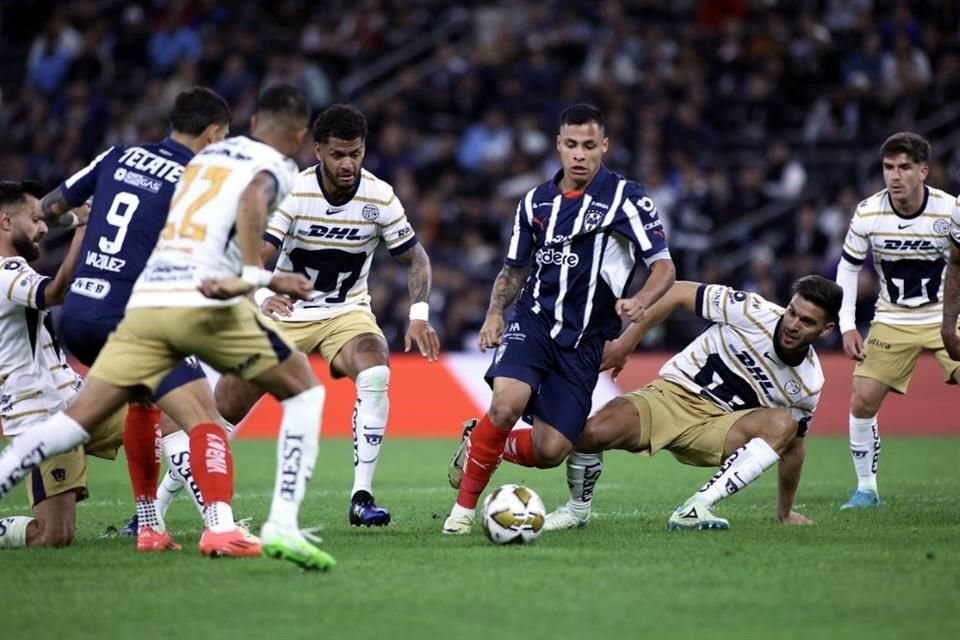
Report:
59,315,207,402
485,306,603,443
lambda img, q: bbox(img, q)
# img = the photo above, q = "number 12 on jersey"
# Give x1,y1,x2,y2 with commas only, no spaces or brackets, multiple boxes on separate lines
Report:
162,165,232,242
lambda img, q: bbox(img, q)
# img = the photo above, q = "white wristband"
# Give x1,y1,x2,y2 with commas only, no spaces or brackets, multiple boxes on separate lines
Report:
241,266,273,287
409,301,429,321
54,211,80,229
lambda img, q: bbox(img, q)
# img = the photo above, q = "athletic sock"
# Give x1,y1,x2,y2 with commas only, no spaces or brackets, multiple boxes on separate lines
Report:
454,414,510,510
696,438,781,507
849,414,880,492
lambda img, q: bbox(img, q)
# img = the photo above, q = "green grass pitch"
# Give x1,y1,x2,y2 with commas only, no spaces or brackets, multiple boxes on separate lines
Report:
3,437,958,640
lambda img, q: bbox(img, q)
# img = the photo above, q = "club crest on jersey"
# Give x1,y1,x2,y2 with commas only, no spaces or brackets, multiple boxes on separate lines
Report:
362,204,380,221
933,218,951,235
784,380,801,395
584,211,603,232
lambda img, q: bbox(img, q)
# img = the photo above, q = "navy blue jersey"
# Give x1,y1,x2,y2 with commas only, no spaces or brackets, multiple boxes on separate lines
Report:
59,138,193,322
504,165,670,348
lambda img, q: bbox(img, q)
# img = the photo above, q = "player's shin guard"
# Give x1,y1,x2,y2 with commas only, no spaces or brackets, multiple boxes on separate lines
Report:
566,451,603,512
455,414,510,509
351,366,389,497
849,414,880,492
157,430,204,518
502,427,537,467
267,386,325,530
124,405,165,532
0,412,88,500
695,438,780,507
189,423,235,533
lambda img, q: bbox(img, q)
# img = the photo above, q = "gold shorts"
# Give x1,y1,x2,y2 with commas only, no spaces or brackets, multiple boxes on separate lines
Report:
855,322,960,393
24,405,125,507
89,301,295,391
623,379,759,467
278,309,383,377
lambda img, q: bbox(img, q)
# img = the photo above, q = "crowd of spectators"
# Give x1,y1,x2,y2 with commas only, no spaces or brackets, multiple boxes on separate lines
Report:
1,0,958,352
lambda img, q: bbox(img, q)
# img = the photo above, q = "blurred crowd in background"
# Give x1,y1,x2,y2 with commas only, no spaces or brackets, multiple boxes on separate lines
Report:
2,0,959,352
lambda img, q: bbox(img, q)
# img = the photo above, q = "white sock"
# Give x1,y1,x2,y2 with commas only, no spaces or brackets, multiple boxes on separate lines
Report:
450,503,475,518
0,516,35,549
351,365,389,498
0,412,89,499
695,438,781,507
565,452,603,513
849,414,880,492
156,430,204,519
203,501,236,534
267,386,325,530
136,498,165,534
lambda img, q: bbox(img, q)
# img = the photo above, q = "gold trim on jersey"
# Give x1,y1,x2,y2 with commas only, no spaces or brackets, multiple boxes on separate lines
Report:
872,249,944,259
289,193,396,207
290,234,375,248
842,244,867,258
266,225,287,238
56,381,75,391
273,208,294,223
293,216,377,225
856,212,951,218
14,390,43,401
6,270,28,300
3,408,53,421
875,302,943,313
848,228,868,239
27,278,41,305
720,289,729,324
869,232,948,238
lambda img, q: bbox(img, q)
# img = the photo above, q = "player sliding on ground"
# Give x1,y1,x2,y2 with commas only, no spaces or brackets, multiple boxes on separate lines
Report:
0,85,334,570
546,276,841,531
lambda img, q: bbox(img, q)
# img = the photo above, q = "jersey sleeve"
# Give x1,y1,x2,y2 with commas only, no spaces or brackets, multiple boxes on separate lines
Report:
60,146,116,206
789,390,820,438
611,185,670,265
0,258,49,310
264,192,296,248
950,195,960,248
840,207,870,265
504,190,535,267
695,283,768,329
379,193,418,255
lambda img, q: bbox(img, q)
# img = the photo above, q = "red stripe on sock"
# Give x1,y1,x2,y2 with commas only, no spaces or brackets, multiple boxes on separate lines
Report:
189,423,233,505
456,414,510,509
123,405,162,501
502,428,537,467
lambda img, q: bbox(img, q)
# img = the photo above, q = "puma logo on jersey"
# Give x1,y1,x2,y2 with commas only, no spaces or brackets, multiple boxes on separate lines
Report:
84,250,127,273
881,239,936,251
302,224,371,241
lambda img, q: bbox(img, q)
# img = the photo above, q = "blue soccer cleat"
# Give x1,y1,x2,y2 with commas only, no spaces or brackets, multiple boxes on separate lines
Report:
840,489,880,510
349,491,391,527
120,513,139,537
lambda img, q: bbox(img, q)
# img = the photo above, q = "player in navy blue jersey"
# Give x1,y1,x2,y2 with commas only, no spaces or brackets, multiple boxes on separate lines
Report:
39,87,234,552
442,104,676,534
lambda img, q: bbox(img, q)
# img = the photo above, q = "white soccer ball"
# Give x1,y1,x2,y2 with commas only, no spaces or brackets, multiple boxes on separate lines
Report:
481,484,546,545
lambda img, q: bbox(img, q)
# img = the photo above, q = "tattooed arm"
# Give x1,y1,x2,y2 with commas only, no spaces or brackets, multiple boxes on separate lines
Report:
40,186,88,227
395,243,440,360
477,264,527,351
941,245,960,360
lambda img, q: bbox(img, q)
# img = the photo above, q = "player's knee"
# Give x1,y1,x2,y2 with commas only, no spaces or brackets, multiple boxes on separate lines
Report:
765,409,798,451
487,403,522,429
533,438,572,468
356,365,390,396
849,389,880,418
215,380,251,424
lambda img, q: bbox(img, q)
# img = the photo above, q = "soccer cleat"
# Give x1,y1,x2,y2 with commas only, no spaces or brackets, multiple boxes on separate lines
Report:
840,489,881,510
447,418,477,489
441,510,475,535
119,513,139,537
136,526,182,552
544,504,591,531
199,528,262,558
349,491,391,527
260,521,336,571
667,499,729,531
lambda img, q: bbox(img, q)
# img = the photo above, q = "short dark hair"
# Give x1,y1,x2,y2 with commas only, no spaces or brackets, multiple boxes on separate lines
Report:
880,132,931,164
791,275,842,325
559,103,605,131
256,84,310,125
170,87,231,136
312,104,368,143
0,180,43,208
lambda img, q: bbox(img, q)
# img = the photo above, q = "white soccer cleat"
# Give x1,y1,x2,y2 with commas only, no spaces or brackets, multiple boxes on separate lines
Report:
441,510,475,535
447,418,477,489
544,504,591,531
667,498,729,531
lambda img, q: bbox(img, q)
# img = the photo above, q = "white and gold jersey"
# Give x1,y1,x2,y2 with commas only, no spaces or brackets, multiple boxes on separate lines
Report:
841,186,959,325
660,284,824,431
263,166,417,321
0,257,82,436
128,136,299,308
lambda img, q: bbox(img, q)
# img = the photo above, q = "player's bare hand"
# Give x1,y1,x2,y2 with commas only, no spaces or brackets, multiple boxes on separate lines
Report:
941,326,960,361
405,319,440,362
600,338,631,381
198,276,251,300
616,293,650,323
841,329,865,362
261,294,294,320
778,511,815,526
72,203,91,226
268,272,313,301
478,313,505,352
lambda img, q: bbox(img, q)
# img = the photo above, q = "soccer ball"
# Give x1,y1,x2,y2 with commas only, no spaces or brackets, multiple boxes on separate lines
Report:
481,484,546,545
